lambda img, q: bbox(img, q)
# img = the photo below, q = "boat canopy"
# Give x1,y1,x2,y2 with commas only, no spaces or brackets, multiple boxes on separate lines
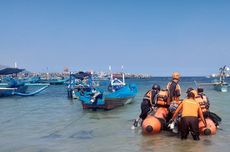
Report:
71,71,92,80
0,68,25,75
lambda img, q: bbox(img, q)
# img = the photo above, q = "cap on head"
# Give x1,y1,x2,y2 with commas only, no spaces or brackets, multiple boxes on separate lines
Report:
152,84,160,91
172,72,180,80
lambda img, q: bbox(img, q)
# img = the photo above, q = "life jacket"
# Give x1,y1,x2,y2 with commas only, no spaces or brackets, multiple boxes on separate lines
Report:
143,90,152,100
143,90,157,106
195,94,209,112
201,94,208,104
181,99,201,117
156,89,169,107
166,80,181,102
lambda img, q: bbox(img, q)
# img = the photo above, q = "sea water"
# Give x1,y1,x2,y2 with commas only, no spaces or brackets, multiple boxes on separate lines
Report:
0,77,230,152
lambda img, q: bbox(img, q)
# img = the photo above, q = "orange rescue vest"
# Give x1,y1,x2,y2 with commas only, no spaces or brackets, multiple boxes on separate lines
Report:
156,90,169,107
181,99,201,117
144,90,152,100
195,95,209,112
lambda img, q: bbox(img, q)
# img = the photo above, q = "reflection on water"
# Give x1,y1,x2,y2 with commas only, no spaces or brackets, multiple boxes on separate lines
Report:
0,78,230,152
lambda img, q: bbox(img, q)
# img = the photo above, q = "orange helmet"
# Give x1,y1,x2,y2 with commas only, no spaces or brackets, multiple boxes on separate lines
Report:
172,72,180,80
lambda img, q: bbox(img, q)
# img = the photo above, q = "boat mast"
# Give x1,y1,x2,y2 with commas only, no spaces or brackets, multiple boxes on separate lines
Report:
219,65,228,84
121,65,125,85
14,62,18,77
109,65,113,82
89,70,94,88
14,62,17,68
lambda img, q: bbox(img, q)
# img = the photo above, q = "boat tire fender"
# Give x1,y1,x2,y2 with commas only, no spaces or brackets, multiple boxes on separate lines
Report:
204,128,211,135
146,125,154,133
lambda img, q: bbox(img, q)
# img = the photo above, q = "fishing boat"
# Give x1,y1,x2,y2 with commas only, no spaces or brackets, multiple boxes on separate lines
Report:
37,76,68,85
213,66,229,92
67,71,94,99
67,71,138,110
195,65,229,92
80,73,138,110
0,67,49,97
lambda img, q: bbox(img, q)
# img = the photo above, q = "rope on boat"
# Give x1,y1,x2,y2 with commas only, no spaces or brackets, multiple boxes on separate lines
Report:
45,112,87,137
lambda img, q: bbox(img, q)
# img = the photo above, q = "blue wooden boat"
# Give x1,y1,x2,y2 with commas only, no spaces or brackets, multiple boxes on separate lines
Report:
0,67,49,97
79,83,138,110
68,71,138,110
67,71,95,99
37,76,68,85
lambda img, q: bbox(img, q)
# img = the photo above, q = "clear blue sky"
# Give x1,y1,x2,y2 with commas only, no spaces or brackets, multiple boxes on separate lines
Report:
0,0,230,76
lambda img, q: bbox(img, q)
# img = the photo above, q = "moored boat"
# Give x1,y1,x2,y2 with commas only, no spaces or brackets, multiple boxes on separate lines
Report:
67,71,94,99
68,70,138,110
213,82,228,92
37,76,68,85
0,67,49,97
195,65,229,92
80,83,137,110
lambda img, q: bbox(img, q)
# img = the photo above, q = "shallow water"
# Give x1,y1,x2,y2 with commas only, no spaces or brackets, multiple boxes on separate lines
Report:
0,77,230,152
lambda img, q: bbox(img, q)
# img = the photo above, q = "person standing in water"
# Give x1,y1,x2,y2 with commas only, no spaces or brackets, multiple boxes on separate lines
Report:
133,84,161,127
170,90,207,140
139,84,161,120
195,87,221,128
166,72,182,121
166,72,181,103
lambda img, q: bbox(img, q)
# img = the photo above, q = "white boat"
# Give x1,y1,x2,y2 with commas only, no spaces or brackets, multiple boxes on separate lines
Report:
195,65,229,92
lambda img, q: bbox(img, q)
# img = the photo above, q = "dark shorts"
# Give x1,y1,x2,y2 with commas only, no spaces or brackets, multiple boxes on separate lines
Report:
181,116,200,140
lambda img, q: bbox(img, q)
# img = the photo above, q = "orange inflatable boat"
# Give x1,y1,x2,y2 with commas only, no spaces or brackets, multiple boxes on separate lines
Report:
199,117,217,135
142,107,169,134
141,107,218,136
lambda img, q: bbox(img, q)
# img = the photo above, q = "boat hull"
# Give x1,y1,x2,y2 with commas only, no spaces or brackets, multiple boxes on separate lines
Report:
38,79,66,85
142,107,169,134
0,85,28,97
141,108,218,136
79,84,138,110
199,118,217,135
214,84,228,92
82,97,135,110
